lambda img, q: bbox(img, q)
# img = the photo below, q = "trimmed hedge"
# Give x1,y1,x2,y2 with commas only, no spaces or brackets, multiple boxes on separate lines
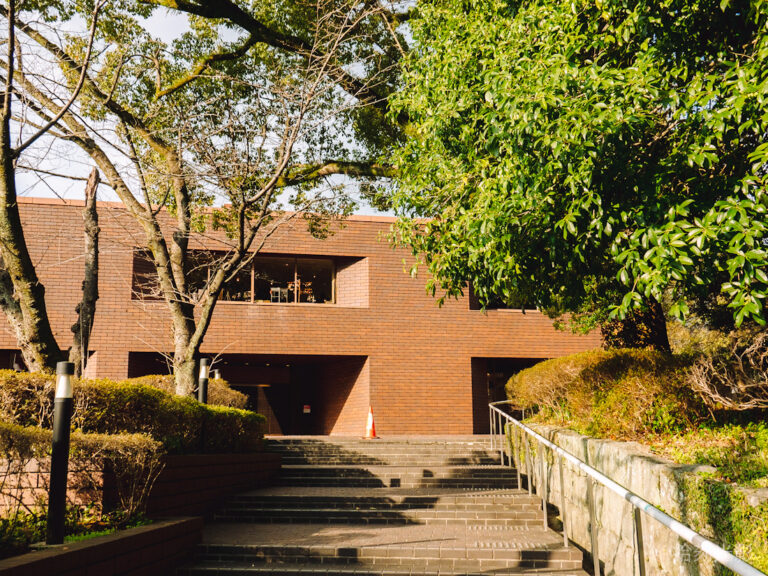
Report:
125,374,248,409
0,371,265,454
506,348,706,438
0,421,164,558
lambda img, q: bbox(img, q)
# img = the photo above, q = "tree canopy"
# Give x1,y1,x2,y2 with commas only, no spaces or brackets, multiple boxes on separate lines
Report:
390,0,768,331
0,0,405,387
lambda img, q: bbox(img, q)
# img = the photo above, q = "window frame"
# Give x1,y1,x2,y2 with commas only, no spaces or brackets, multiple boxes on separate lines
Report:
220,254,337,305
132,250,337,305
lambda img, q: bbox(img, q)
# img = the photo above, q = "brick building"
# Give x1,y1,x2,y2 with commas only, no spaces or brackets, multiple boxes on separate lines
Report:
0,198,599,435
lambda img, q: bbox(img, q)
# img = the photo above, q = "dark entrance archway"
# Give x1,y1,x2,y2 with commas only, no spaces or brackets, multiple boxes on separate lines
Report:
471,357,543,433
128,352,368,435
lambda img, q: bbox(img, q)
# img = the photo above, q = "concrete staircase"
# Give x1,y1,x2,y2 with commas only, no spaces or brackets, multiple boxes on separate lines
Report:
178,436,587,575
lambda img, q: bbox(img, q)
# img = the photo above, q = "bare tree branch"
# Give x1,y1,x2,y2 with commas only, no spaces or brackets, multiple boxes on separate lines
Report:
5,1,104,157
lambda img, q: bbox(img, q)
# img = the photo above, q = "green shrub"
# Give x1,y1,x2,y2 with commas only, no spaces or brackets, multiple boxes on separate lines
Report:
201,404,264,453
125,374,248,409
0,421,165,558
0,371,265,453
506,348,706,438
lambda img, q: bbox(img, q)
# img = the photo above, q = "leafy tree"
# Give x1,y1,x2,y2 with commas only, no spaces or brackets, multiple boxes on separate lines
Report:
390,0,768,343
1,0,404,391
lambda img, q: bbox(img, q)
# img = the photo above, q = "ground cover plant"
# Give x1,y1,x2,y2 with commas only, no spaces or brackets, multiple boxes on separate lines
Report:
507,345,768,571
0,372,265,558
0,421,163,558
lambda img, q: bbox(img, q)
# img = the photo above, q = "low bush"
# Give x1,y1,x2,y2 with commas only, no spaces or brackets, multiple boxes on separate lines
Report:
0,371,265,453
125,374,248,409
0,421,164,558
506,348,707,438
650,423,768,488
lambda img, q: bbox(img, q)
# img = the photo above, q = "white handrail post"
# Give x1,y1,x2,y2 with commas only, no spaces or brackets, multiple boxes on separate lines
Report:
540,440,548,529
524,431,534,496
504,417,513,468
559,455,568,547
634,507,646,576
489,407,494,450
498,411,504,465
514,426,522,486
587,476,601,576
490,408,496,450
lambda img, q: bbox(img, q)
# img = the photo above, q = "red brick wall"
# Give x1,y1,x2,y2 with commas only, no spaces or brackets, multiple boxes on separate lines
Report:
336,257,369,307
136,453,281,517
0,199,601,434
316,357,369,435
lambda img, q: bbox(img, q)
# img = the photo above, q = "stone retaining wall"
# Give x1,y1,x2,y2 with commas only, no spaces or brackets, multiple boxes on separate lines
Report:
507,424,727,576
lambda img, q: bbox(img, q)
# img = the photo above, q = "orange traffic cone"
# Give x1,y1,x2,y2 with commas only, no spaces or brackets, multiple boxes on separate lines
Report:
364,405,377,439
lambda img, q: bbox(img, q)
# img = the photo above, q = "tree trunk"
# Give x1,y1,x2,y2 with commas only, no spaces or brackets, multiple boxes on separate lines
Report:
602,297,671,353
0,129,62,371
645,298,671,353
174,343,197,396
70,168,100,376
172,298,198,396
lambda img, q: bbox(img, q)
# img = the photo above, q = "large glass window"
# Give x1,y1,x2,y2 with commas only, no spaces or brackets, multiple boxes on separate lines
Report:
132,250,335,304
253,257,295,303
220,265,252,302
297,258,334,303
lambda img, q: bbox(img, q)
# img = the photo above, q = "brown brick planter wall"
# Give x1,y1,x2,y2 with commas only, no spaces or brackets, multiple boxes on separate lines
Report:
137,452,281,517
0,517,202,576
1,452,280,518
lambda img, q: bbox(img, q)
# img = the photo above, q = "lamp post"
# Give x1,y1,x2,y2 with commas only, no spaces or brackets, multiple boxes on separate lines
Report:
47,361,74,545
198,358,210,404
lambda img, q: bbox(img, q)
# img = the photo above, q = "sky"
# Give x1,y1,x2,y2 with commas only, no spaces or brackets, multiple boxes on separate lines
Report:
14,8,389,216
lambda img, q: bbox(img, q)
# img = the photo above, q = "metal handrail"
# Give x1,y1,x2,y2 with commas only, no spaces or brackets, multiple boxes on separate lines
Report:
489,400,767,576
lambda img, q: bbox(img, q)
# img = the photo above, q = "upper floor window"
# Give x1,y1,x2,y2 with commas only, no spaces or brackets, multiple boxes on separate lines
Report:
468,284,528,311
132,250,335,305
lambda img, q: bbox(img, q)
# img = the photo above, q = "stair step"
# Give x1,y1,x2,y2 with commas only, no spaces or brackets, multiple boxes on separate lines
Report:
279,478,519,489
224,497,542,512
192,543,583,569
278,459,503,466
179,560,588,575
213,508,545,526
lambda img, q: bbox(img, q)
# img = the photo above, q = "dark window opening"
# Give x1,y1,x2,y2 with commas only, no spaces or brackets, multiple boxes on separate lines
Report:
132,250,162,300
188,252,215,300
220,265,252,302
132,250,335,304
297,258,334,304
468,284,528,310
254,257,296,303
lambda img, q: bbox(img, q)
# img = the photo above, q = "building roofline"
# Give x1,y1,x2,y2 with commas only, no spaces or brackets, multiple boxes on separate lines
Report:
16,195,398,223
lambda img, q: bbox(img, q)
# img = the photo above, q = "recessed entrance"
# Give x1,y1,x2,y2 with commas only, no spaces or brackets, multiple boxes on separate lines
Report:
128,352,368,435
471,357,543,433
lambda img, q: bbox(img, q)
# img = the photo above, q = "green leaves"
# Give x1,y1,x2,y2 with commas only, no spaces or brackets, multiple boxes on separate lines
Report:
391,0,768,328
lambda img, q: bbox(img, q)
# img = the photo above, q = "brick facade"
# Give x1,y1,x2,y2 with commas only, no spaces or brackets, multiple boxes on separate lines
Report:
0,198,600,435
